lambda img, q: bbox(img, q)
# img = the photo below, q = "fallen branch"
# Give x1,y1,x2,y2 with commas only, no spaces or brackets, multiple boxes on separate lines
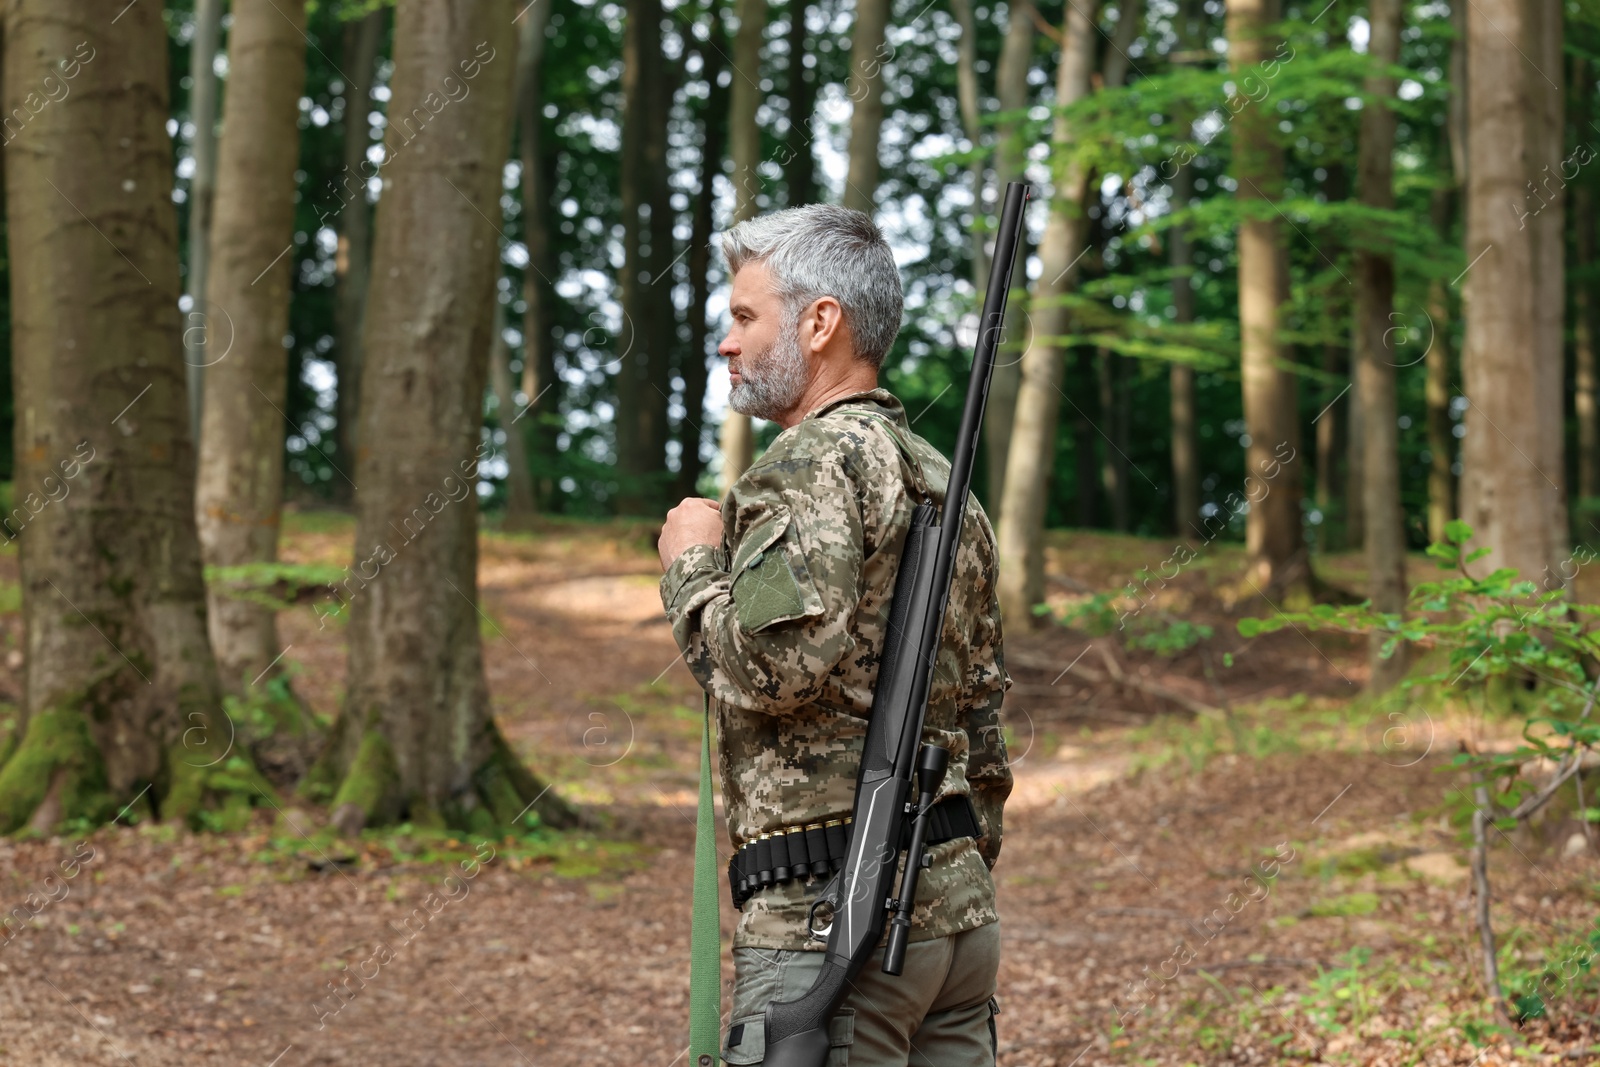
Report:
1008,644,1226,720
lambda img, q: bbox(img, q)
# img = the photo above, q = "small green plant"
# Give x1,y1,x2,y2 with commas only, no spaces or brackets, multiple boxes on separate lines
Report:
1240,521,1600,1021
1055,592,1215,657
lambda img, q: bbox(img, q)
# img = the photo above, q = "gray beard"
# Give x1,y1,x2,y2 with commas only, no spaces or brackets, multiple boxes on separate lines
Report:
728,325,810,421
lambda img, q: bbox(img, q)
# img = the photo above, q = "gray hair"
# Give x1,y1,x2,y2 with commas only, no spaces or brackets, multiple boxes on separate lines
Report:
720,204,904,368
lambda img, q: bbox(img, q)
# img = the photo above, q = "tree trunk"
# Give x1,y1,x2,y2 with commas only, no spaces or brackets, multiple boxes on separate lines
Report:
996,0,1099,625
783,0,817,207
1345,333,1364,550
719,0,766,497
315,0,573,834
1168,0,1201,536
951,0,991,295
0,1,251,833
497,3,553,528
1425,185,1457,544
615,0,675,513
1460,0,1568,587
516,1,558,510
1353,0,1407,689
1228,0,1308,602
1425,0,1468,545
1314,158,1349,550
196,0,308,696
983,0,1036,505
1170,159,1200,535
1072,349,1101,528
183,0,223,439
1573,61,1599,506
677,6,730,500
1097,348,1131,531
842,0,890,214
489,299,537,522
333,8,386,500
1100,0,1144,90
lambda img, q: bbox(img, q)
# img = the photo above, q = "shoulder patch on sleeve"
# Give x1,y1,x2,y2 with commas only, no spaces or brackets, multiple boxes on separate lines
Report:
730,507,824,633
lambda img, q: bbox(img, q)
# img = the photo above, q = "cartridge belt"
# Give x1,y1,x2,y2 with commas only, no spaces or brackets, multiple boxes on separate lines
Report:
727,794,980,910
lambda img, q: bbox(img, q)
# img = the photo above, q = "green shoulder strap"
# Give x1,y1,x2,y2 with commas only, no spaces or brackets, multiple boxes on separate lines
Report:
690,694,721,1066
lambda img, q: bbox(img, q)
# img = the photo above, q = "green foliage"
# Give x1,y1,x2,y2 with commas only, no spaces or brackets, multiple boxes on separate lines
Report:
1499,917,1600,1024
1240,522,1600,792
1054,592,1214,656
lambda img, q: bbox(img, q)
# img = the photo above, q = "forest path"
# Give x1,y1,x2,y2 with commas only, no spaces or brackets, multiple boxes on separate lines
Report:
0,517,1593,1065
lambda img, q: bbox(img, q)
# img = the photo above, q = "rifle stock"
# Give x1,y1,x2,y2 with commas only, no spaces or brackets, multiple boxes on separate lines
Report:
758,182,1031,1067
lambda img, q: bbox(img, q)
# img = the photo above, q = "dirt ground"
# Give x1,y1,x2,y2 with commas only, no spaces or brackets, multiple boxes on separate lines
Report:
0,515,1595,1066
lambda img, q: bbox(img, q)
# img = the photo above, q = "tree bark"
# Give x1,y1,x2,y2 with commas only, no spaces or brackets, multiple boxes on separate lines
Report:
183,0,223,439
1353,0,1407,690
1425,187,1456,545
952,0,991,295
1100,0,1144,91
842,0,890,214
677,5,730,500
1097,348,1130,531
1168,0,1201,536
1460,0,1568,587
489,298,537,522
983,0,1036,505
719,0,766,497
615,0,675,513
196,0,309,701
1228,0,1309,602
316,0,573,833
1072,349,1101,528
783,0,817,207
1314,157,1349,550
1425,0,1468,545
333,9,387,502
1170,160,1200,535
1573,60,1599,506
497,3,553,528
996,0,1099,625
516,1,558,510
0,1,249,833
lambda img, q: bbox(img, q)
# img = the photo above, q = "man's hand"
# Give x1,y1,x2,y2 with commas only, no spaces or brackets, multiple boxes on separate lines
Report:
659,497,723,571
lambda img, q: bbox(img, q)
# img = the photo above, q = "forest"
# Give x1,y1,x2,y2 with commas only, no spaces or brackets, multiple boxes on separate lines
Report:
0,0,1595,1063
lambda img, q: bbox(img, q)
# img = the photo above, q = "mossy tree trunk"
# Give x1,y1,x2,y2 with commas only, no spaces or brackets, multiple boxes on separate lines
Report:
0,0,261,835
314,0,574,835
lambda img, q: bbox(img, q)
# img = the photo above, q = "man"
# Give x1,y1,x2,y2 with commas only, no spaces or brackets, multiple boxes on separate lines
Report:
658,204,1013,1066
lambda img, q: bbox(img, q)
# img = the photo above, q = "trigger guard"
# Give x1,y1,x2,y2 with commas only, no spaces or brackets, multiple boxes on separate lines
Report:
807,900,833,942
806,874,841,941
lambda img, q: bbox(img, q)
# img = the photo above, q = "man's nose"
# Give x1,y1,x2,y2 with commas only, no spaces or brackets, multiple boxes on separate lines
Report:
717,334,738,358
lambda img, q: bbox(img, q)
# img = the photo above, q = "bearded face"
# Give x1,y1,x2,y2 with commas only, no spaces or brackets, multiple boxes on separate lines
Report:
727,304,811,421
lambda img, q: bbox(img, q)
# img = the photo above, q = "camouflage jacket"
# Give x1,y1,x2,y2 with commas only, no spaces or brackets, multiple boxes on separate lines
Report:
660,389,1013,950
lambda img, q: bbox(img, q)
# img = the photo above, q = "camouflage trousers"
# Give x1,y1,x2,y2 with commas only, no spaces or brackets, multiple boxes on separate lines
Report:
720,920,1002,1066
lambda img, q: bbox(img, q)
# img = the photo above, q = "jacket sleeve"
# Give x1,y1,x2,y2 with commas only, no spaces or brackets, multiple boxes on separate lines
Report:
660,443,864,716
962,571,1013,870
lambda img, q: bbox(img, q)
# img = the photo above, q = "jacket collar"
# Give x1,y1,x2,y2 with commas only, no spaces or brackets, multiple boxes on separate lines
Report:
801,388,907,426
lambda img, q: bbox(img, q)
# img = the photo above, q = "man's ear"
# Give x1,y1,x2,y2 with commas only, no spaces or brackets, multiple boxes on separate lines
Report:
805,296,846,354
